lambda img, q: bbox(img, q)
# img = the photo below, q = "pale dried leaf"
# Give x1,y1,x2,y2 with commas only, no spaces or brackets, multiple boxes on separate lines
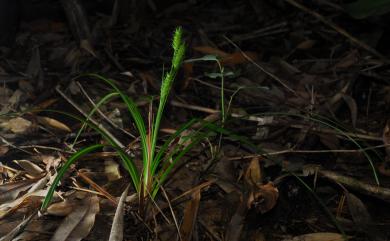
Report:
0,117,32,134
109,185,129,241
14,159,44,177
47,200,76,216
104,160,121,181
37,116,72,132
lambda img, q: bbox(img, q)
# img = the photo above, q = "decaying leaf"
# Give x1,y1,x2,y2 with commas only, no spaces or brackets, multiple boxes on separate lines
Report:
50,194,99,241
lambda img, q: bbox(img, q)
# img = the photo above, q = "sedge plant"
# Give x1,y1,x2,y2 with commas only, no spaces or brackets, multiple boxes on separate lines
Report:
41,27,209,211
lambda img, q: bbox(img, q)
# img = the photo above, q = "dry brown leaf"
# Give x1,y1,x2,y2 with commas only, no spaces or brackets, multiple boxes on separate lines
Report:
180,188,201,241
0,189,48,220
296,39,316,50
342,95,358,128
50,194,100,241
108,185,129,241
244,157,263,185
14,159,44,177
37,116,72,132
0,117,32,134
345,192,381,240
248,182,279,214
47,200,77,216
192,46,229,57
0,212,37,241
0,179,36,203
0,145,9,156
281,232,346,241
220,51,258,66
334,50,359,69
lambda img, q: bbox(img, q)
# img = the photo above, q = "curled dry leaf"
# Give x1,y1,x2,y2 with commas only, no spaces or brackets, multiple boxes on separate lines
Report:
247,182,279,214
244,157,263,185
50,194,100,241
37,116,72,132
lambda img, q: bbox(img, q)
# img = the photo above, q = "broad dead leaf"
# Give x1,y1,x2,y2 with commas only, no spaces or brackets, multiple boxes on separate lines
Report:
50,194,99,241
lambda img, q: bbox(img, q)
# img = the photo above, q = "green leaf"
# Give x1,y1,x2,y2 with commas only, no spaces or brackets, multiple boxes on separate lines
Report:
41,144,104,210
185,55,219,63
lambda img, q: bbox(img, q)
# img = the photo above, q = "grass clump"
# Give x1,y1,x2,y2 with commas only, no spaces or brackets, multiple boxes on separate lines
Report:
41,27,204,211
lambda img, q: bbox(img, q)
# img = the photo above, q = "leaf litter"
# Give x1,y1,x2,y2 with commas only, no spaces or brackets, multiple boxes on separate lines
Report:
1,0,390,240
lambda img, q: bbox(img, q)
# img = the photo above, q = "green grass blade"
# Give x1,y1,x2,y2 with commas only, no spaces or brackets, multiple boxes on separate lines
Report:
293,174,346,237
41,110,140,191
152,131,211,197
41,144,104,210
72,91,119,146
83,74,148,157
151,118,199,174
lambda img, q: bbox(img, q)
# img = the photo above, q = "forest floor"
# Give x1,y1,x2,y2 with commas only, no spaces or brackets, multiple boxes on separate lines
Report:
1,0,390,240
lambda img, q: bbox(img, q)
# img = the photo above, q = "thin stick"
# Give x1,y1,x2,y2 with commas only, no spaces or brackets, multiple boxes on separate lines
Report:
56,85,126,149
226,143,390,161
77,82,135,138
